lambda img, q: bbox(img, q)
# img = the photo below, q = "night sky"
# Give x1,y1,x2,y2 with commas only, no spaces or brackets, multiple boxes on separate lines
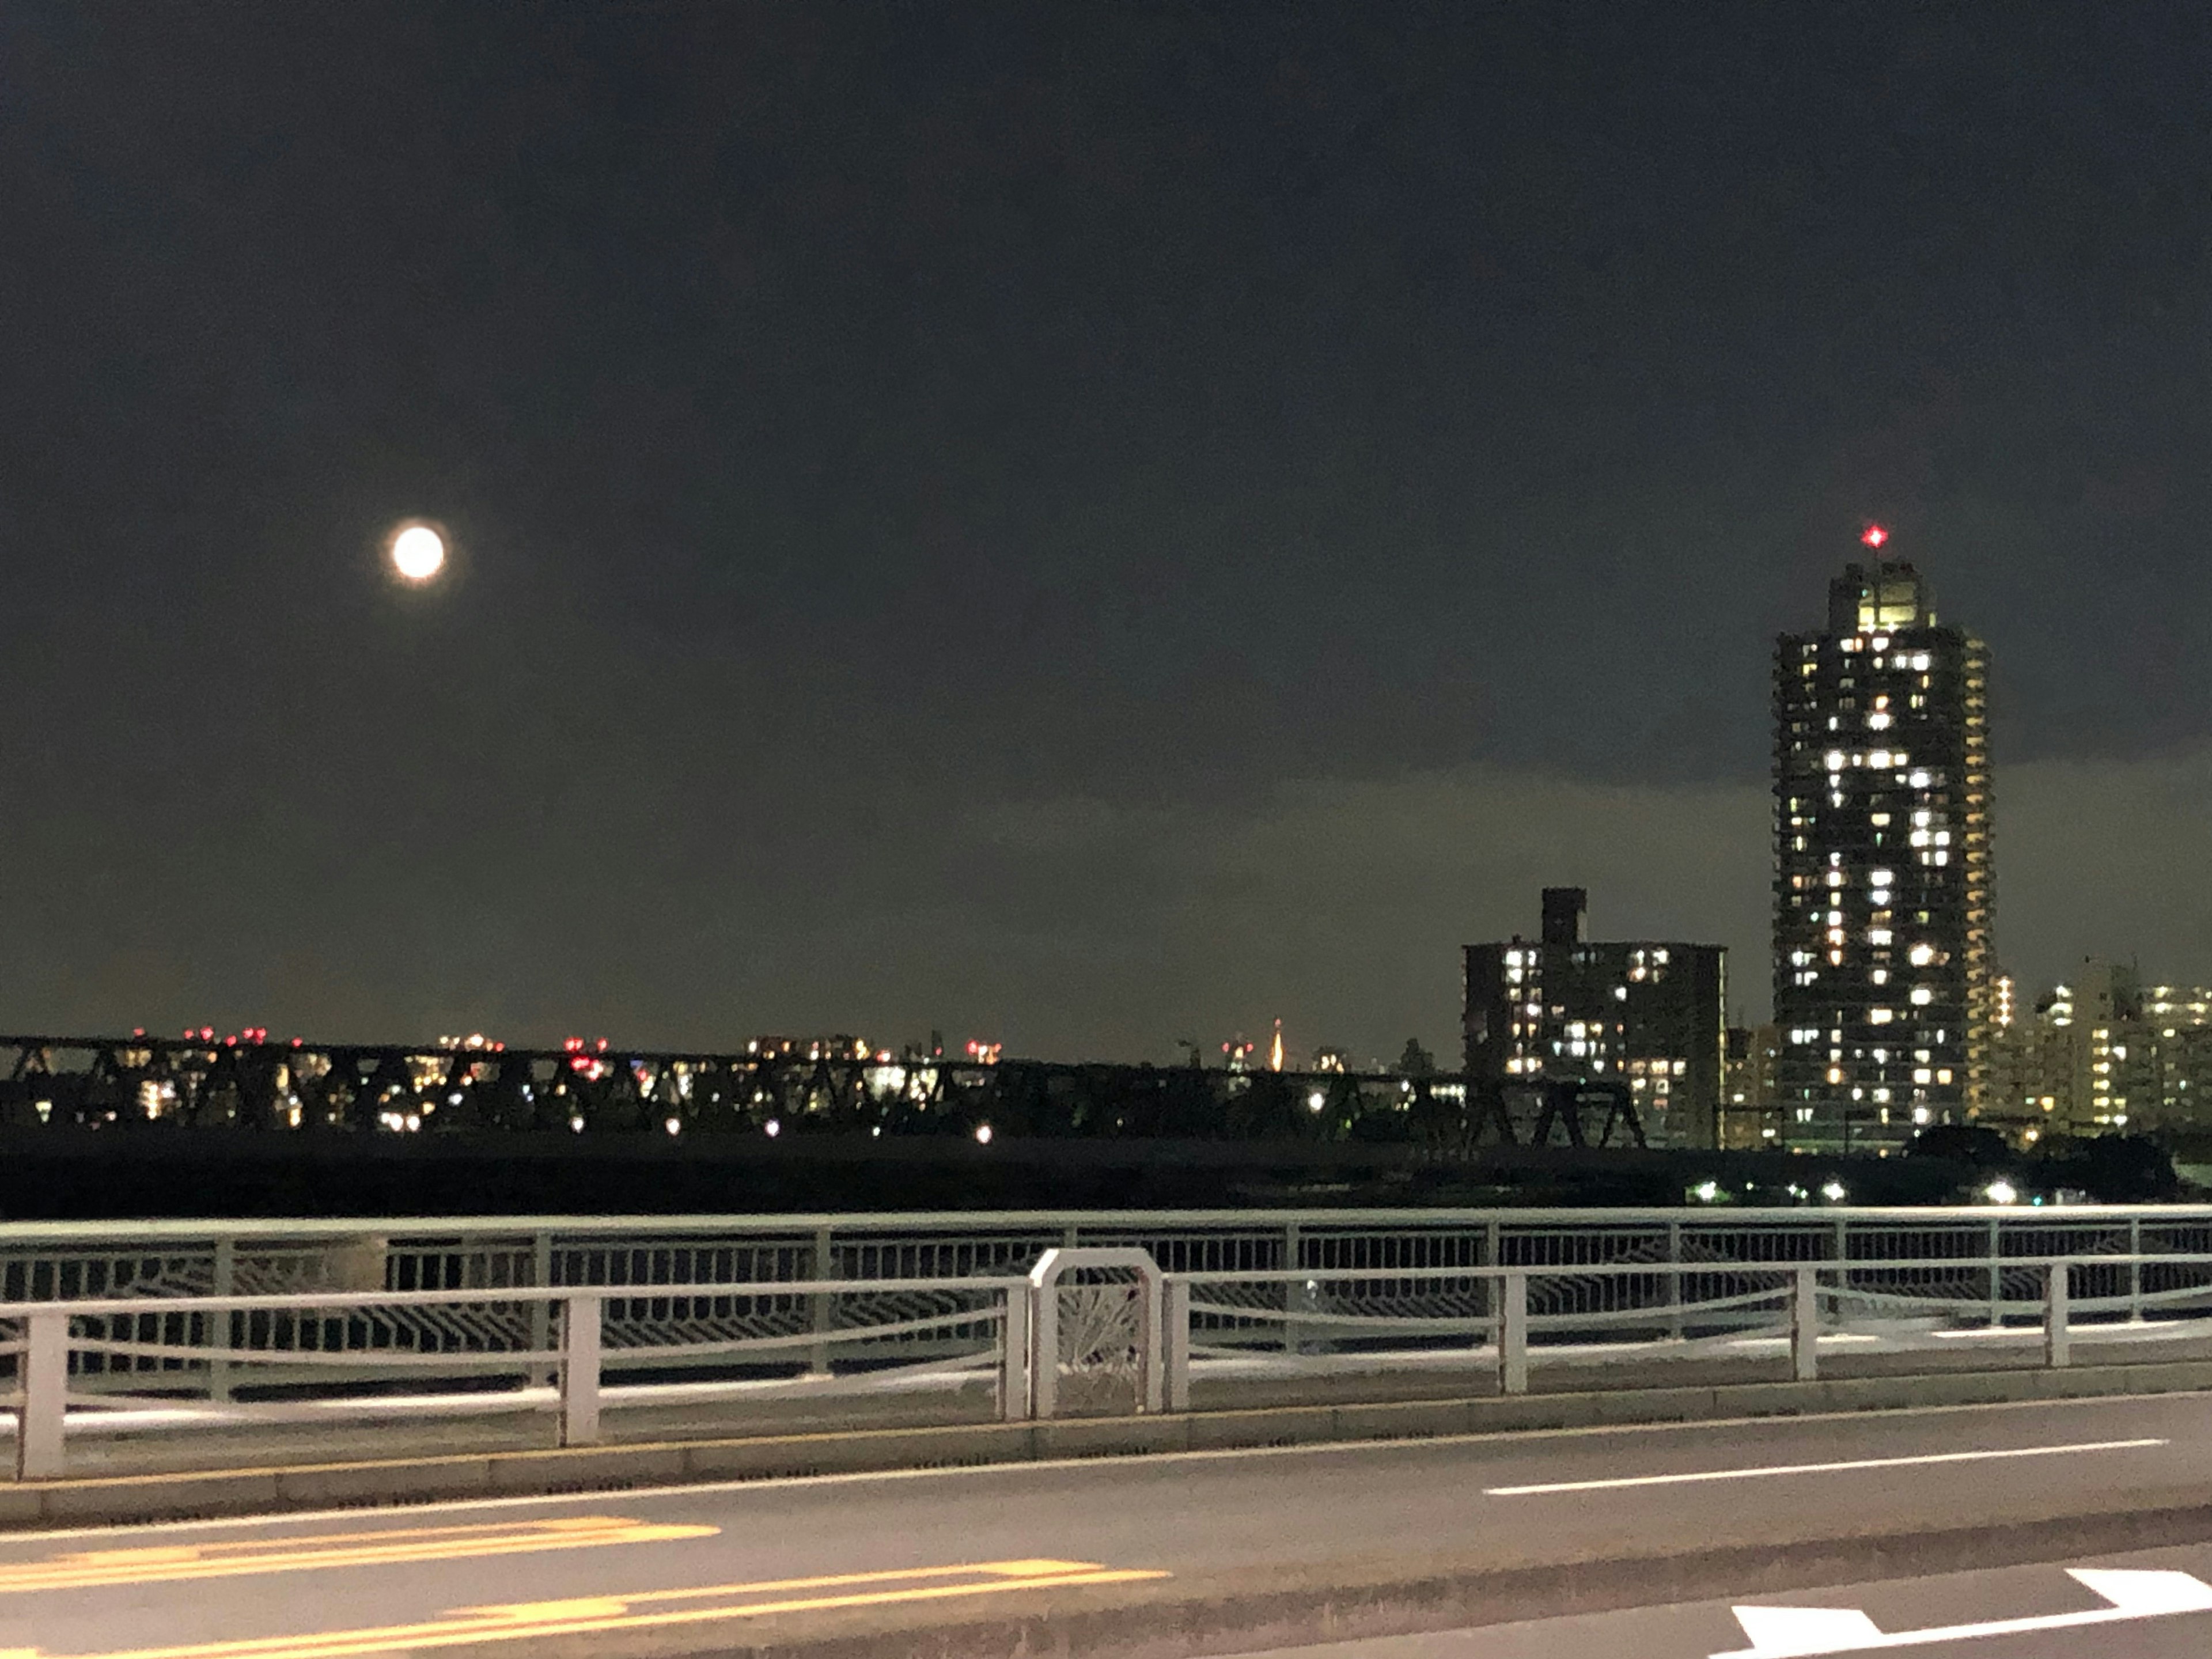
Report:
6,5,2212,1063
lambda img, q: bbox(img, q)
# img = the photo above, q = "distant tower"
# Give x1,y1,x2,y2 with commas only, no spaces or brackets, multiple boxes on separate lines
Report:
1772,531,1994,1151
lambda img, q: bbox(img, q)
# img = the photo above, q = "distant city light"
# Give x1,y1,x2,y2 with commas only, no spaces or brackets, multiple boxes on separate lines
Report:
1984,1179,2019,1205
388,521,447,582
974,1123,993,1144
1861,524,1888,549
1820,1179,1847,1202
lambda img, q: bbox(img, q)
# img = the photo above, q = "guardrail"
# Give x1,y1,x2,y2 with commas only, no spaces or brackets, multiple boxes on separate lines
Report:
7,1245,2212,1482
10,1206,2212,1325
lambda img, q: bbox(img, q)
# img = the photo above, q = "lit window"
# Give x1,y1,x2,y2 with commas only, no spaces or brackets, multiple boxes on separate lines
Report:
1870,1009,1893,1024
1910,987,1933,1005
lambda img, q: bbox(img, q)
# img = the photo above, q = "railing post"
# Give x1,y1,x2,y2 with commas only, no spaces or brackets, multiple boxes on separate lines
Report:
1137,1277,1163,1416
998,1281,1031,1422
15,1310,67,1482
1282,1220,1303,1355
1791,1266,1820,1382
2128,1218,2143,1323
808,1225,834,1377
2045,1261,2071,1369
1028,1271,1058,1421
1986,1217,2003,1328
558,1293,601,1448
1499,1270,1528,1396
1832,1217,1849,1315
1164,1280,1191,1413
208,1234,236,1403
527,1230,555,1387
1666,1221,1684,1340
1483,1218,1502,1340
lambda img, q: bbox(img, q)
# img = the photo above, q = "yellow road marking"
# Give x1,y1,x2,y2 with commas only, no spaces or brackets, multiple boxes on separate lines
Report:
0,1517,717,1593
9,1558,1172,1659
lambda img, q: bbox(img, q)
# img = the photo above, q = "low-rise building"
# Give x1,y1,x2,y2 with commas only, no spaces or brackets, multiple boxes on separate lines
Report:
1463,887,1726,1148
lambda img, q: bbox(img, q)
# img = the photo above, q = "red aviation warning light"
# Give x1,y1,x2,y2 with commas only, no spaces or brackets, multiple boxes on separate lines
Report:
1861,524,1889,550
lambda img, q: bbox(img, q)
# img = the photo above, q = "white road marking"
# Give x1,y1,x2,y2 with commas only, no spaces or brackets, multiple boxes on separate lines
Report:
1713,1567,2212,1656
1732,1605,1884,1655
1487,1436,2165,1495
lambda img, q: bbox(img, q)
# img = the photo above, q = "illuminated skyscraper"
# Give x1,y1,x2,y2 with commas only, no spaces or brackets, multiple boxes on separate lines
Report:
1772,541,1994,1151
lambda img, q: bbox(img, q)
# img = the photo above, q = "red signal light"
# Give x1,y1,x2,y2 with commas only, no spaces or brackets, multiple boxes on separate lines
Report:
1861,524,1889,549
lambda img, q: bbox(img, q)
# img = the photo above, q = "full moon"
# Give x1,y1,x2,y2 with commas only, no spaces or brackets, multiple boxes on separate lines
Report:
389,522,447,582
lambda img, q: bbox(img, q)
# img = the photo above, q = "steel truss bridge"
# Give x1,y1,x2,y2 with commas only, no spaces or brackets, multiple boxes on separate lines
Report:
0,1035,1649,1149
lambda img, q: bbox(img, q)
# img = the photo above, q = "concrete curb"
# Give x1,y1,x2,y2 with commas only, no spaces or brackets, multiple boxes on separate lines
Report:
6,1357,2212,1531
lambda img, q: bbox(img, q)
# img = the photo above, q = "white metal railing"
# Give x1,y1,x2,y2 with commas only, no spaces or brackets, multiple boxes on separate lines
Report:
6,1205,2206,1365
7,1246,2212,1482
0,1274,1030,1481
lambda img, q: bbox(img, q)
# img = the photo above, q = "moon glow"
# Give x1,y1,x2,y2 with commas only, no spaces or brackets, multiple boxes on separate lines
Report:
389,522,447,582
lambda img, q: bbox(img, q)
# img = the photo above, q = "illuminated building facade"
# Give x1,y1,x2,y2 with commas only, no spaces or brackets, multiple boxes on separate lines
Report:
1720,1022,1782,1148
1773,550,1994,1152
1987,961,2212,1139
1463,887,1725,1147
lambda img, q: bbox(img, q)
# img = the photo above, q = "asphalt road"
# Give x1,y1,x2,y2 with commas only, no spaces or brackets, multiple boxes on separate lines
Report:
9,1391,2212,1658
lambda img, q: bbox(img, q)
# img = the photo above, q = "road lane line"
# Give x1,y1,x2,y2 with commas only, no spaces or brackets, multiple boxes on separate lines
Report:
0,1516,717,1593
6,1558,1173,1659
1486,1435,2165,1495
7,1390,2200,1546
